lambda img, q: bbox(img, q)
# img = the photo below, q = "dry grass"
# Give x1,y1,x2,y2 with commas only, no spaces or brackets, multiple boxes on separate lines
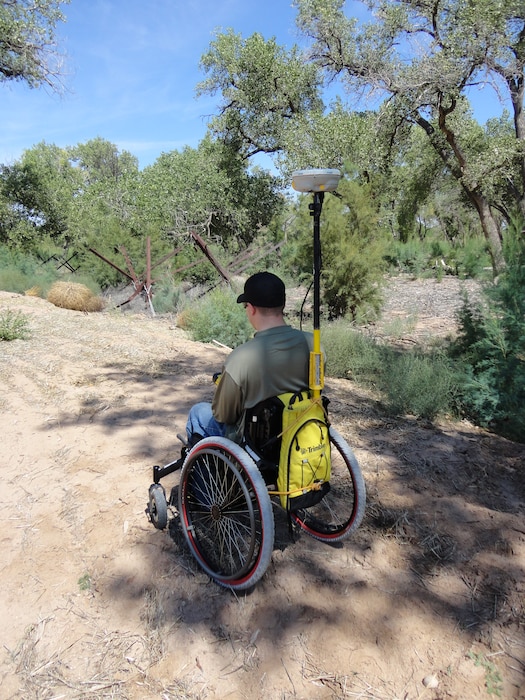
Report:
47,281,105,312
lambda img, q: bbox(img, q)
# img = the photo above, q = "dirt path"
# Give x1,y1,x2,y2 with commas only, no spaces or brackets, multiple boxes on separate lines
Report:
0,279,524,700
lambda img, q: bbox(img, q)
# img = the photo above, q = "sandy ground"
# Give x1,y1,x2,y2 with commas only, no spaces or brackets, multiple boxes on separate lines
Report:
0,279,524,700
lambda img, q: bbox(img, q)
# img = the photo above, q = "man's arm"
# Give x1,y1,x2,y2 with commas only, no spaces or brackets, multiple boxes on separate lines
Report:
212,372,244,425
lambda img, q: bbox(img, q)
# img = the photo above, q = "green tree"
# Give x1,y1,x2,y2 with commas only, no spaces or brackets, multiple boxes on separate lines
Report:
294,0,525,273
0,141,80,248
0,0,70,91
197,29,324,162
67,138,140,244
137,135,283,249
286,174,388,319
198,3,525,274
69,137,138,186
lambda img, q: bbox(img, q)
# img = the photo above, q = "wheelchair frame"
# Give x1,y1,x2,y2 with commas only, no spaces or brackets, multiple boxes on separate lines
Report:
147,424,366,591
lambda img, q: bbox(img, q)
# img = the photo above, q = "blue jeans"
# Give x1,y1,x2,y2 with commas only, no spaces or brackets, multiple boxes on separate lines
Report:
186,402,226,441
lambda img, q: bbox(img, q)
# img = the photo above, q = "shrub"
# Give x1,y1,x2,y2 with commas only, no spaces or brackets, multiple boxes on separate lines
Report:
453,237,491,279
184,286,252,348
0,246,57,296
450,223,525,441
0,310,31,341
379,350,460,419
384,238,431,277
323,322,383,385
284,179,388,320
152,276,184,314
323,321,461,420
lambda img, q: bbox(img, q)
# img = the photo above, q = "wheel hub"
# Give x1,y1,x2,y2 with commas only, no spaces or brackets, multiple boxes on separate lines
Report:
210,504,221,521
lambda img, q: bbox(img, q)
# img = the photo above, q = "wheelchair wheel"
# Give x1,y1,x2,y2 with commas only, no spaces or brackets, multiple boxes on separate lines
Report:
291,427,366,542
148,483,168,530
178,437,274,590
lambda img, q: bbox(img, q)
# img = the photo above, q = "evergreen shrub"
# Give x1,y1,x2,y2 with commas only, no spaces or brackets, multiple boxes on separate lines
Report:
451,222,525,441
152,277,183,314
379,350,460,419
323,322,383,384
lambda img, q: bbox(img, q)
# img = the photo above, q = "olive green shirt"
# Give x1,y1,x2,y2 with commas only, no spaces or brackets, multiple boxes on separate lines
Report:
212,325,314,439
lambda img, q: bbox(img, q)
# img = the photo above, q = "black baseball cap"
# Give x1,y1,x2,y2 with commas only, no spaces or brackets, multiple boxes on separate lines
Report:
236,272,286,308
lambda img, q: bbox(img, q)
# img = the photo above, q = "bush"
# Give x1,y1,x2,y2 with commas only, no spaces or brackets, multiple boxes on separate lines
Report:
284,179,388,320
0,246,57,295
453,237,491,278
384,238,432,277
379,350,460,419
152,276,184,314
184,286,252,348
323,322,383,384
450,222,525,441
323,321,460,420
384,233,491,280
0,310,31,341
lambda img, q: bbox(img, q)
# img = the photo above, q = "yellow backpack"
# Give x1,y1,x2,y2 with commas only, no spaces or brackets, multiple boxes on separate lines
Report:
276,392,331,511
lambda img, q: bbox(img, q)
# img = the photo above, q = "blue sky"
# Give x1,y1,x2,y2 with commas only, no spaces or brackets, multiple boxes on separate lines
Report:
0,0,510,171
0,0,300,170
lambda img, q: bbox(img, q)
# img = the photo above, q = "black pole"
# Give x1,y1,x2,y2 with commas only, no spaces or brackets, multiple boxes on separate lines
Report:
310,191,324,332
309,191,324,396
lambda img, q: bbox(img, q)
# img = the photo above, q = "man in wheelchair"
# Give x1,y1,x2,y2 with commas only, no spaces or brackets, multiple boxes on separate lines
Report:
186,271,317,452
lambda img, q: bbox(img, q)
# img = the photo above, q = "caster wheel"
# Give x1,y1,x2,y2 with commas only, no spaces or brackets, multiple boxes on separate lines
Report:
148,483,168,530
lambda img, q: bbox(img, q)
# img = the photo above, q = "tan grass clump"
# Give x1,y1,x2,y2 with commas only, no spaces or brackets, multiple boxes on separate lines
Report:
47,281,105,312
176,308,192,329
24,286,41,297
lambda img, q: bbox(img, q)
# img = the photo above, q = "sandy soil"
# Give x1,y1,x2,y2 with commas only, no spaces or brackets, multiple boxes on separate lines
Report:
0,278,524,700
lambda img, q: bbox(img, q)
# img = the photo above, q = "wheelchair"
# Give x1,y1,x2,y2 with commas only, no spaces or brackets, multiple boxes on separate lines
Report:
146,397,366,591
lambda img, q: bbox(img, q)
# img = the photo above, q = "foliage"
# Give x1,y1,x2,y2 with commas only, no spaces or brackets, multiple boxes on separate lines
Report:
379,350,460,420
284,175,388,319
0,136,283,290
198,1,525,273
384,233,491,279
450,221,525,441
184,286,252,348
0,0,69,90
66,138,140,252
293,0,525,272
323,322,460,420
467,652,503,698
0,141,81,248
198,30,323,161
0,244,58,295
151,276,184,314
0,309,31,341
323,322,383,383
137,135,283,249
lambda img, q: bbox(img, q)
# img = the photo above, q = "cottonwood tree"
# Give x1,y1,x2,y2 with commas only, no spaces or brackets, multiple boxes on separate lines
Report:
198,2,525,273
0,0,70,91
294,0,525,272
197,29,324,161
0,141,80,248
137,135,283,249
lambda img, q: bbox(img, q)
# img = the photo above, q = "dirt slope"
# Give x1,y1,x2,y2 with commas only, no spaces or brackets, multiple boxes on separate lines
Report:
0,279,524,700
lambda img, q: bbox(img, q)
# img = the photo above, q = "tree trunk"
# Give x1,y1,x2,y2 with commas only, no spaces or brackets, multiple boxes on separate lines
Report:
430,106,505,274
468,191,505,274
